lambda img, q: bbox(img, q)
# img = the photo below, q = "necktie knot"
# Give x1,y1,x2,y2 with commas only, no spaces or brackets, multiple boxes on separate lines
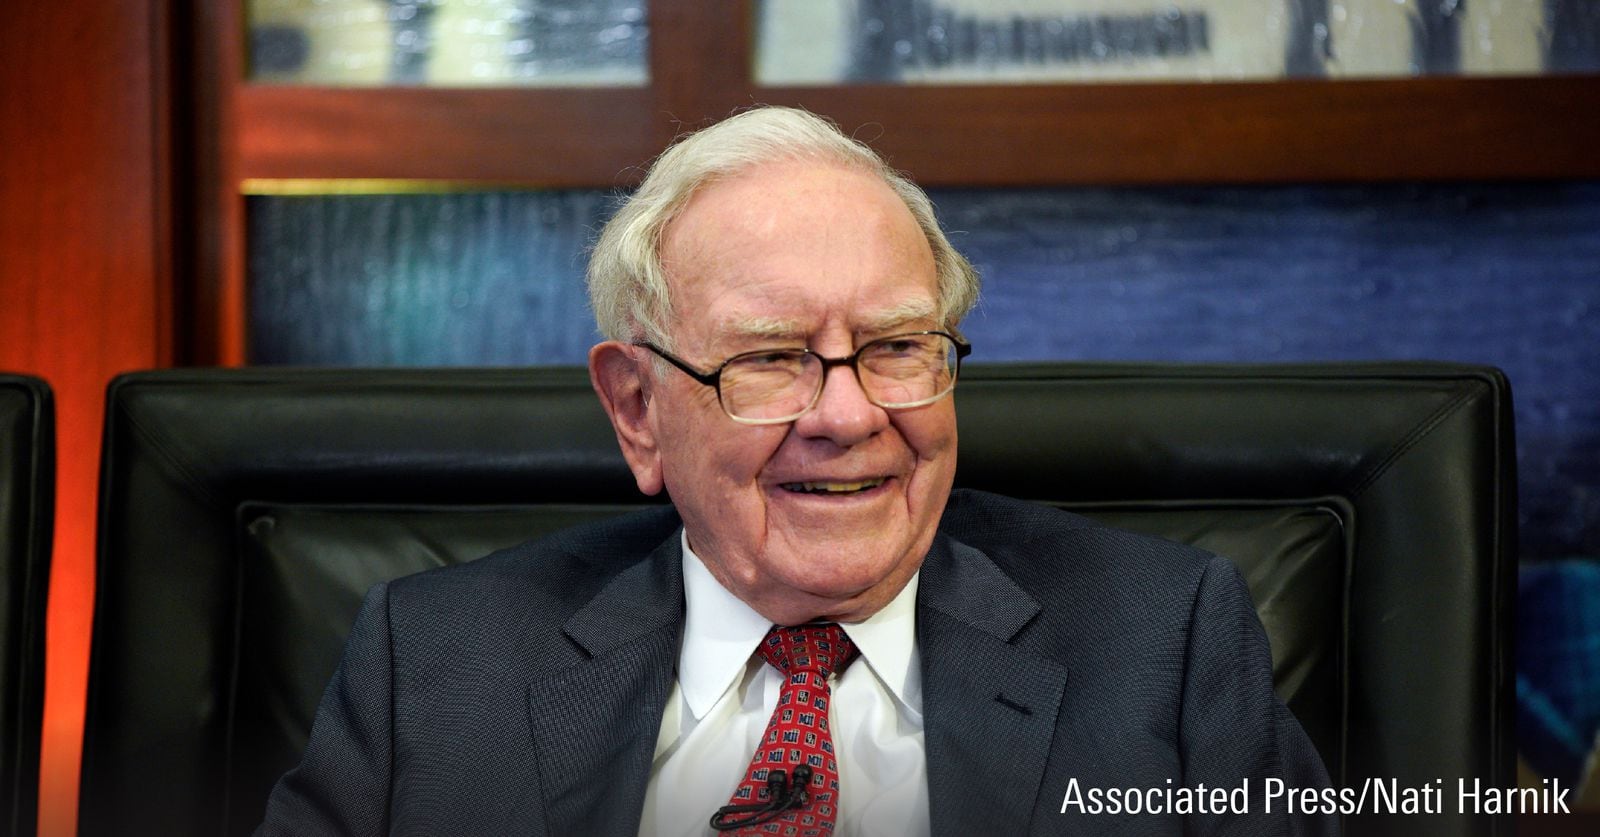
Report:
758,623,857,679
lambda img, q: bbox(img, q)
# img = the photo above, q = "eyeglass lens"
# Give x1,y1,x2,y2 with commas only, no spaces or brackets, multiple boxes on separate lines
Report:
718,333,960,422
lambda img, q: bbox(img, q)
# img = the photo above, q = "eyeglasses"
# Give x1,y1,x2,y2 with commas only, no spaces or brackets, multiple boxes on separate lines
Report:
639,331,972,425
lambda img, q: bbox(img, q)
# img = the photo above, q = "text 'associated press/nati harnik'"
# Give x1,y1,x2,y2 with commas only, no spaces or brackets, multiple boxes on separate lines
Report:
1060,777,1571,817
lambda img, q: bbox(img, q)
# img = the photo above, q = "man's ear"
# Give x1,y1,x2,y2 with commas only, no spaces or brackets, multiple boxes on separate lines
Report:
589,341,665,496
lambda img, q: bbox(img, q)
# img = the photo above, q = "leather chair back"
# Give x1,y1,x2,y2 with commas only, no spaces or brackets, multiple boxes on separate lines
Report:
80,363,1515,836
0,374,52,837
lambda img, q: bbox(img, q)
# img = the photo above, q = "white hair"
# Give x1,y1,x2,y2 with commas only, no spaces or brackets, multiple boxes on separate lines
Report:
587,106,979,349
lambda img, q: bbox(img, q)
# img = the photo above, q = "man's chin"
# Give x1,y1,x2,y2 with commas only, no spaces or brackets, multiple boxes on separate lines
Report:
761,553,918,617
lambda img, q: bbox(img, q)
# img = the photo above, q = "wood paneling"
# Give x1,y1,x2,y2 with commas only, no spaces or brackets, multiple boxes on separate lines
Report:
0,2,174,835
239,87,661,184
184,0,245,366
236,74,1600,188
647,0,754,134
760,75,1600,185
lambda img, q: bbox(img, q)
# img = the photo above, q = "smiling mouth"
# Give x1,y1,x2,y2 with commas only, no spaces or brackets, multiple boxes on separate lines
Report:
779,478,888,496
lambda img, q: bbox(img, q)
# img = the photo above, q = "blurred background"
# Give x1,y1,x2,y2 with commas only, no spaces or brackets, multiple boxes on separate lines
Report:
3,1,1598,834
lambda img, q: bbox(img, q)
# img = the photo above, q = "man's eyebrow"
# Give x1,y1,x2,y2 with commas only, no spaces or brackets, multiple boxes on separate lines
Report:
716,298,939,344
720,316,808,342
857,298,939,333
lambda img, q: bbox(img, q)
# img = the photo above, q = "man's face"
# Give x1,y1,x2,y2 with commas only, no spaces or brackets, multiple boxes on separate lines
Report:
626,160,958,624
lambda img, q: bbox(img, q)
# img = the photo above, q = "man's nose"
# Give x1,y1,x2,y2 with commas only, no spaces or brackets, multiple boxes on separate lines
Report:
794,364,889,445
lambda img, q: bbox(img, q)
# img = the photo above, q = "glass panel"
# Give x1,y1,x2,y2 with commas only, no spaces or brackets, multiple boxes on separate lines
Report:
248,0,648,86
248,190,611,364
756,0,1600,83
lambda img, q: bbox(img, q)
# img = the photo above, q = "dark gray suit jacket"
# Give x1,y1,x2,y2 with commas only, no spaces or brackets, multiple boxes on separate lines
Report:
258,489,1335,836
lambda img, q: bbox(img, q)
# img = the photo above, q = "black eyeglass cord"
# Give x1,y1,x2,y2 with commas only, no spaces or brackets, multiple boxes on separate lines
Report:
709,765,813,831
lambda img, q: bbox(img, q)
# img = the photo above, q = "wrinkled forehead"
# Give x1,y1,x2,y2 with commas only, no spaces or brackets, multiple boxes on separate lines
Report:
661,271,942,355
659,161,940,350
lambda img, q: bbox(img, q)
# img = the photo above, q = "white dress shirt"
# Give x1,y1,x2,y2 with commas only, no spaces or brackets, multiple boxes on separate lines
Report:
638,530,930,837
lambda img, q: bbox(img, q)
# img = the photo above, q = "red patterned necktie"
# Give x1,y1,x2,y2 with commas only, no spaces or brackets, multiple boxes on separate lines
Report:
720,623,858,836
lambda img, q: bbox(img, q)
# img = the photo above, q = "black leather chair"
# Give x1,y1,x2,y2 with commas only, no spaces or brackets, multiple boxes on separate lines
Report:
0,374,53,837
80,363,1515,836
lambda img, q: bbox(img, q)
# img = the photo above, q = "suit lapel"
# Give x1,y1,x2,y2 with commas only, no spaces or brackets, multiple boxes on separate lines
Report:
919,534,1069,837
525,533,684,837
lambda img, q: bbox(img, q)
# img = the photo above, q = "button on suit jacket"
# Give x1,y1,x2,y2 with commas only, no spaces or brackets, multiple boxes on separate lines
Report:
258,489,1336,836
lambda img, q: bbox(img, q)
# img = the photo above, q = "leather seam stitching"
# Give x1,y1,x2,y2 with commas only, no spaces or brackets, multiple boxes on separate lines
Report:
1347,384,1481,499
119,404,232,510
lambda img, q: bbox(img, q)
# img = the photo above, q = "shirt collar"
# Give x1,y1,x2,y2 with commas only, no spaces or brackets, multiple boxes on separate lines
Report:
677,529,922,720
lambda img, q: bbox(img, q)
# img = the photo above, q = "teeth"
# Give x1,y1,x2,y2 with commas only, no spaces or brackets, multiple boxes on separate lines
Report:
781,478,887,495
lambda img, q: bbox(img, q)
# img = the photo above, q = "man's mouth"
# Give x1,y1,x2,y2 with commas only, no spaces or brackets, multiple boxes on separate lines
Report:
779,477,888,496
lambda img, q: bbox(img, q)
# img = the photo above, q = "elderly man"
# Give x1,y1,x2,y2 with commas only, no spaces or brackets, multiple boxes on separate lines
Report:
259,107,1334,836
